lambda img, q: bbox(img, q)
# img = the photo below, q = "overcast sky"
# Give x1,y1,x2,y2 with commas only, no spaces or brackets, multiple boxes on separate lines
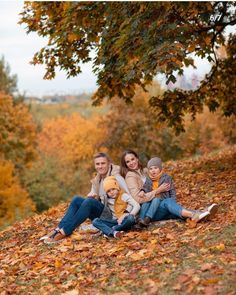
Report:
1,1,234,98
0,1,97,97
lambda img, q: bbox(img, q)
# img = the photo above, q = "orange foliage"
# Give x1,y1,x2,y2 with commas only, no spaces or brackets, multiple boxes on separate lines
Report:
38,114,103,168
0,92,37,171
0,157,35,227
178,108,235,156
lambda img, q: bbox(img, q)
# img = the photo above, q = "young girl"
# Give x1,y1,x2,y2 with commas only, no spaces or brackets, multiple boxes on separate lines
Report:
92,176,140,238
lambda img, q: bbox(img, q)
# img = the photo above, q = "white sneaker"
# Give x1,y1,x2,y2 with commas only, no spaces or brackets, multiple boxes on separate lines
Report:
206,203,218,219
113,231,124,238
192,211,210,222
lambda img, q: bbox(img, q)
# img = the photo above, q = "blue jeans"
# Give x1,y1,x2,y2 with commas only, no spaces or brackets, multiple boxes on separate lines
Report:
139,198,161,219
92,214,135,237
58,196,104,235
140,198,183,221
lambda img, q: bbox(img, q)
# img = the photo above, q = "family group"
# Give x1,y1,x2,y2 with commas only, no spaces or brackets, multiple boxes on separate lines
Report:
40,150,218,244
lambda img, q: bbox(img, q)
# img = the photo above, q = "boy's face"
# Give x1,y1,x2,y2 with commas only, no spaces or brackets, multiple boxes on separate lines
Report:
148,166,161,178
106,188,119,198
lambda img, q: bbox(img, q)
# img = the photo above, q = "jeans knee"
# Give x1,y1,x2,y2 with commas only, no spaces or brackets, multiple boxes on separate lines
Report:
126,214,135,223
92,217,99,226
83,197,97,206
162,198,173,207
71,195,83,204
152,198,160,205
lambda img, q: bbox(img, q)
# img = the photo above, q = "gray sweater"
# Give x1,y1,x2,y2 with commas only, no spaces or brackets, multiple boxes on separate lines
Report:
142,173,176,200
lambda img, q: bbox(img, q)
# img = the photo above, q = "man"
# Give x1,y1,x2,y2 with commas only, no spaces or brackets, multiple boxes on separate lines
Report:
42,152,128,243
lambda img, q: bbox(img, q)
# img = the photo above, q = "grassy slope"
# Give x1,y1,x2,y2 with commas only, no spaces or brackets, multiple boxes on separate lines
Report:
0,147,235,295
29,99,108,126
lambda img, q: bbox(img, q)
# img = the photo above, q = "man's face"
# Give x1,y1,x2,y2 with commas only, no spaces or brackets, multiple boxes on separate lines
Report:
94,157,110,177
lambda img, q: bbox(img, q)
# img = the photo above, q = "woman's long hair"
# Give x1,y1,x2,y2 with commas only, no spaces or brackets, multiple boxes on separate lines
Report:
120,149,143,178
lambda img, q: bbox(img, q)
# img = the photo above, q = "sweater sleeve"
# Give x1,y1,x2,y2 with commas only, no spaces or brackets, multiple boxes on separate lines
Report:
115,175,130,194
87,184,100,200
159,174,176,200
168,177,176,199
142,177,153,193
122,193,140,216
125,172,157,204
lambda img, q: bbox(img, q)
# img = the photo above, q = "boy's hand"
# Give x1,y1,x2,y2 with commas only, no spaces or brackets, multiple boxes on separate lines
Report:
137,190,145,198
157,183,170,194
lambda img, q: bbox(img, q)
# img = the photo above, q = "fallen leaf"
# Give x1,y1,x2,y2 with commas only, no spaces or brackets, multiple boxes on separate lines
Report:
201,263,213,271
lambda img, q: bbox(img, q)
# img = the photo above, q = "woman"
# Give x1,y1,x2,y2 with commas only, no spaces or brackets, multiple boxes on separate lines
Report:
120,150,217,224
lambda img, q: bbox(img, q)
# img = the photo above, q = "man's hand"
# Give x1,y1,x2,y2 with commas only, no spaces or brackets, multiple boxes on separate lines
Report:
87,193,98,199
118,213,128,225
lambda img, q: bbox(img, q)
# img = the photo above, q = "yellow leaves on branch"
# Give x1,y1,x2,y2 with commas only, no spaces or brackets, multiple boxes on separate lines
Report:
0,157,35,227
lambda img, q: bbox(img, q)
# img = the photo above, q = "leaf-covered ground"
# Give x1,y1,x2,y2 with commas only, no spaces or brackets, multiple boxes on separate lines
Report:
0,147,235,295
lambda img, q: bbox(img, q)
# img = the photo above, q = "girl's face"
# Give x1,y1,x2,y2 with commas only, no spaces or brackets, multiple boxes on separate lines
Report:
124,153,139,171
107,188,119,198
148,166,161,179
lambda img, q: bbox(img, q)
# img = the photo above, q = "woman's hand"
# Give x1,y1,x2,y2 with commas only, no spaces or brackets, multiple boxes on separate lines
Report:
156,183,170,194
137,190,145,198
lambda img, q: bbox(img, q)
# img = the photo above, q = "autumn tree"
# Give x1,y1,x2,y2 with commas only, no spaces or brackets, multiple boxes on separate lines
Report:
0,56,17,96
150,34,236,132
0,93,38,172
0,157,35,228
20,2,236,130
23,155,75,212
99,83,235,163
24,113,104,211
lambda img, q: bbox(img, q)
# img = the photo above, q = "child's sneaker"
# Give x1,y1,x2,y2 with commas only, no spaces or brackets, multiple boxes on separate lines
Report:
191,211,210,223
206,203,218,219
113,231,124,238
143,216,151,225
138,218,148,227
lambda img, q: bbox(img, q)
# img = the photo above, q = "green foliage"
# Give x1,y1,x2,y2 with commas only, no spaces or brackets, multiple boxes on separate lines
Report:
29,97,108,126
0,56,17,96
20,2,236,131
23,156,79,212
150,34,236,133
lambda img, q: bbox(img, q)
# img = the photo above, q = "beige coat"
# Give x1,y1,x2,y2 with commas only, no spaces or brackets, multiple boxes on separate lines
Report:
125,170,157,204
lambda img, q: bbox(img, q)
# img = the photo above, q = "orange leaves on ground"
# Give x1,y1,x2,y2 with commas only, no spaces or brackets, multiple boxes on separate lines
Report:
0,147,235,294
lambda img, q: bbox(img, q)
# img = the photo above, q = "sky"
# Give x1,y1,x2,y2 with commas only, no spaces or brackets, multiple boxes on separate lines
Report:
0,1,97,97
1,1,234,98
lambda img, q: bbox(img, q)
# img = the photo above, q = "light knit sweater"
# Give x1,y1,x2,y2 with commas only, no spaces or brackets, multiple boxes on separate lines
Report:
125,170,158,204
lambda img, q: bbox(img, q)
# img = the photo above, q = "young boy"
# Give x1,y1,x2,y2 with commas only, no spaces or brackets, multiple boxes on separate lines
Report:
92,176,140,238
138,157,218,226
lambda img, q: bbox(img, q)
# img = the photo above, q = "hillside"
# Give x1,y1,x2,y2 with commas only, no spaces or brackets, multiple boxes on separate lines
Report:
0,147,235,295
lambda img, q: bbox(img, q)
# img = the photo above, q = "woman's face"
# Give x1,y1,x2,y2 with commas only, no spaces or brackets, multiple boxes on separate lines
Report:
124,153,139,171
